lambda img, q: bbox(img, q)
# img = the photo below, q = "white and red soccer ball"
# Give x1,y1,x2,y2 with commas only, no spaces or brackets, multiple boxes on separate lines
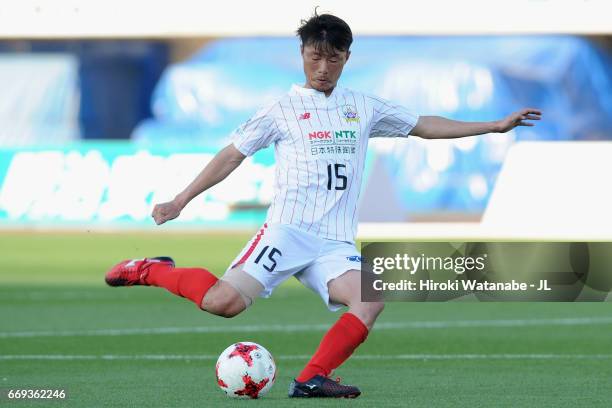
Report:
215,342,276,399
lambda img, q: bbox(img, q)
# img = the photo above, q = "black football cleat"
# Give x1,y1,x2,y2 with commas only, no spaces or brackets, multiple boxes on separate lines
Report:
105,257,175,287
288,375,361,398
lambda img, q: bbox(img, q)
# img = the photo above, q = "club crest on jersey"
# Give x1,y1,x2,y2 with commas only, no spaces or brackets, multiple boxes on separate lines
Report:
342,105,360,123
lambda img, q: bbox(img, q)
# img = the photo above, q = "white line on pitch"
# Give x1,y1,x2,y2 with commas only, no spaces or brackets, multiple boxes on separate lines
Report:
1,317,611,339
1,354,611,361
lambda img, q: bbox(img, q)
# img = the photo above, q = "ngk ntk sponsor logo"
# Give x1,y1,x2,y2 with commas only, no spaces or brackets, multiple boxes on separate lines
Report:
308,130,358,145
307,130,359,157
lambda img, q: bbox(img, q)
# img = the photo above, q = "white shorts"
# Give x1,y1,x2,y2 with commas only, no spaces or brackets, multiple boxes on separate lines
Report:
226,223,362,311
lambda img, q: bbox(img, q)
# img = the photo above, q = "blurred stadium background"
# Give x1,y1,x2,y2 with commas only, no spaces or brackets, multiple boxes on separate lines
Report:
0,0,611,234
1,1,611,406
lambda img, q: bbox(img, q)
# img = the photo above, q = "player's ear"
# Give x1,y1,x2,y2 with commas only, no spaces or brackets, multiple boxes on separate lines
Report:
300,44,304,56
345,50,351,63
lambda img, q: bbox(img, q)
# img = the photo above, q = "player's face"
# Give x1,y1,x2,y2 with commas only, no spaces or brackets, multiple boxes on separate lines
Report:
301,43,350,96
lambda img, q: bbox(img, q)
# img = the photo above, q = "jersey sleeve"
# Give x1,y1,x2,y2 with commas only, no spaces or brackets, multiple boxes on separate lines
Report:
369,97,419,138
230,103,281,156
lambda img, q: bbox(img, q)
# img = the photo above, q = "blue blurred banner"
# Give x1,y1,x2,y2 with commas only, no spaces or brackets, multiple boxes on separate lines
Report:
0,143,275,228
0,41,168,144
0,54,80,146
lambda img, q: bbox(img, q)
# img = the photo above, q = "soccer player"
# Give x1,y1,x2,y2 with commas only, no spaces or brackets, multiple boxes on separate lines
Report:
105,12,541,398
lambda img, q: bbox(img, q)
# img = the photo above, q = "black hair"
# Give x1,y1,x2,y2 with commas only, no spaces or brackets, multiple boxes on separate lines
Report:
296,9,353,54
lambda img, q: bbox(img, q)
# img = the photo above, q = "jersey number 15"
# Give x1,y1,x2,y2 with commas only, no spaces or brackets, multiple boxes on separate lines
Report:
327,163,347,191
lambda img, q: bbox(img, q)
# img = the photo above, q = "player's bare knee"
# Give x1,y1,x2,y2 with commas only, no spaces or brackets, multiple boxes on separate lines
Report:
201,281,246,318
328,269,361,305
204,295,245,318
217,301,245,318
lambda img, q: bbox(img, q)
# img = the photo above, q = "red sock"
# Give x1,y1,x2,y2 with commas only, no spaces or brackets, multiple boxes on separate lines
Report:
144,263,218,308
296,313,369,382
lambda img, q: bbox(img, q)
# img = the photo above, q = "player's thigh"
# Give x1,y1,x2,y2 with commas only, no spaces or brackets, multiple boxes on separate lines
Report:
295,241,363,311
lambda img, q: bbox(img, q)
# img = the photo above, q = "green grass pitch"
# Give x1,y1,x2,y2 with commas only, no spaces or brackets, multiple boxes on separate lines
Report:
1,232,611,407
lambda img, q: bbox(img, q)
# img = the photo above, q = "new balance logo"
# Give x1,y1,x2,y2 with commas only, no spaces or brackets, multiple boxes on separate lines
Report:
299,112,311,120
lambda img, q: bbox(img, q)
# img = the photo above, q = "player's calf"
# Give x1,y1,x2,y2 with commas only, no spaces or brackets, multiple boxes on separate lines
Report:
348,301,385,329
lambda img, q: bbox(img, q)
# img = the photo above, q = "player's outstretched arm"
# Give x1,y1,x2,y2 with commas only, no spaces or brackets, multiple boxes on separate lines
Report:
409,108,542,139
151,144,246,225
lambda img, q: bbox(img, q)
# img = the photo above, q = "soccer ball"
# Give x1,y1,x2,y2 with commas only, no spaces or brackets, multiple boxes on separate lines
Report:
215,341,276,399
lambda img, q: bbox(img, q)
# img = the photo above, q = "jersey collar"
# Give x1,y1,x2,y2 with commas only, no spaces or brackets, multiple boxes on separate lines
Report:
290,84,344,100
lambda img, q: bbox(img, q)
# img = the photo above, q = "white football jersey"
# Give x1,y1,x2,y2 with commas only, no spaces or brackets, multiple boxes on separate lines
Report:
231,84,418,243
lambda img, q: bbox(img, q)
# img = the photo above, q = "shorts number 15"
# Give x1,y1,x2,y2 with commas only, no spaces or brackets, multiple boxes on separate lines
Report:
254,246,282,272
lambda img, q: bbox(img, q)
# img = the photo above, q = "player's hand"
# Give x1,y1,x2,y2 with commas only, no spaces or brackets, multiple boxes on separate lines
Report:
496,108,542,133
151,200,182,225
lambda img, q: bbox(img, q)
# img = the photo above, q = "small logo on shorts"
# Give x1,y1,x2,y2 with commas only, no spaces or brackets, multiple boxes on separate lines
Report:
346,256,362,262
